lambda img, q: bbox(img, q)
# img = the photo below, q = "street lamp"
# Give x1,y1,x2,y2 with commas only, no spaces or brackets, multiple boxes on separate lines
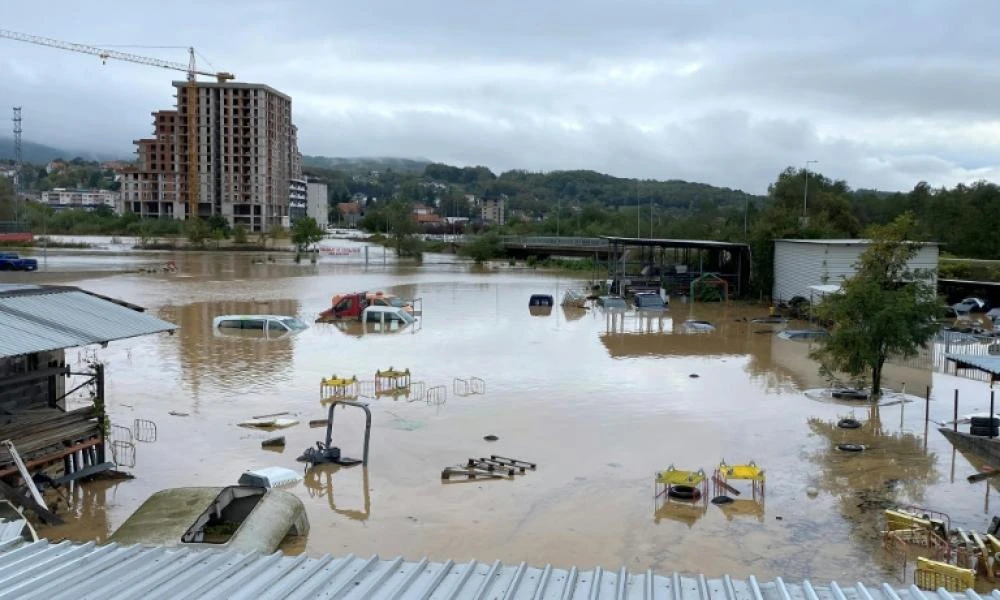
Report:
802,159,819,218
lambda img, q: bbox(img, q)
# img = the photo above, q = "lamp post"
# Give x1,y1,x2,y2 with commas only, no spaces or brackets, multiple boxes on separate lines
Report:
802,159,819,218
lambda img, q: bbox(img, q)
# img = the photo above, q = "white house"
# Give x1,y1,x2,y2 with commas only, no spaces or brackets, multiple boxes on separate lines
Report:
772,239,939,302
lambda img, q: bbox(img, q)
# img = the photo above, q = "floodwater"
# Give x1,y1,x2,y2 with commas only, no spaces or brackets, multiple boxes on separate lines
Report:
11,242,1000,585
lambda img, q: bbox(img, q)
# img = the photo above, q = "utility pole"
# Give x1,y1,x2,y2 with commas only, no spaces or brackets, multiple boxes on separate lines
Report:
802,159,818,219
635,180,640,238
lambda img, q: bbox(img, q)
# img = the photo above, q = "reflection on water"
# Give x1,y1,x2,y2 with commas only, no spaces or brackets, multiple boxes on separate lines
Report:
29,251,1000,585
302,465,371,521
157,298,301,397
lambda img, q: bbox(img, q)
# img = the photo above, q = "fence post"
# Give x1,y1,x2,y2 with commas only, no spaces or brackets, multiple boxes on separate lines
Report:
954,389,959,432
925,385,931,426
992,390,996,440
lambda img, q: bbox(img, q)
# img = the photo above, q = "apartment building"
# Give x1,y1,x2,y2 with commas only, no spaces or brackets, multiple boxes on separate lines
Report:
481,195,506,226
41,188,120,213
120,110,180,218
288,178,308,224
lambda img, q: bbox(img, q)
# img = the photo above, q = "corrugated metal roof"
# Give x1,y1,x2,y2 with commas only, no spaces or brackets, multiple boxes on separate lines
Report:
947,353,1000,376
0,286,176,358
0,519,26,544
0,539,993,600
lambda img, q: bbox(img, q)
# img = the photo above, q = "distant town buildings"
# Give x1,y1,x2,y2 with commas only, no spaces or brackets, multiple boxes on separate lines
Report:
121,81,300,232
336,202,362,227
41,188,120,213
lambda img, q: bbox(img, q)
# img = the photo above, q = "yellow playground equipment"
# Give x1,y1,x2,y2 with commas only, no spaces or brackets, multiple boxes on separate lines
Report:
712,460,765,501
320,375,359,402
654,466,708,503
375,367,411,397
914,557,975,592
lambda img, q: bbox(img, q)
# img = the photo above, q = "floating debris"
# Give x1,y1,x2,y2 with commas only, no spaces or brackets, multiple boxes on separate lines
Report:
483,435,499,442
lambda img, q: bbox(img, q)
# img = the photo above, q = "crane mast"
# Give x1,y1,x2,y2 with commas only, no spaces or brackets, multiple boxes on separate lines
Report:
0,29,235,221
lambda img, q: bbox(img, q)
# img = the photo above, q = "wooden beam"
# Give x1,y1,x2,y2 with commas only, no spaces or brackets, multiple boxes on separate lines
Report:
0,436,102,479
0,477,63,525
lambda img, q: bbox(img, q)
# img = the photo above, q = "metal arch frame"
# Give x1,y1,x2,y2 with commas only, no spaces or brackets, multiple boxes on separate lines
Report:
324,400,371,466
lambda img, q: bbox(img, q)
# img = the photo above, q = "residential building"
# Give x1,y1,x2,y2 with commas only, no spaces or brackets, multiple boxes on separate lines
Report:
41,188,120,213
120,110,180,218
288,178,308,224
481,195,505,226
772,239,939,302
306,180,329,226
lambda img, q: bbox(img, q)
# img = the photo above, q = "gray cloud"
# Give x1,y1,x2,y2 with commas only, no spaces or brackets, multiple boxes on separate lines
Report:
2,1,1000,193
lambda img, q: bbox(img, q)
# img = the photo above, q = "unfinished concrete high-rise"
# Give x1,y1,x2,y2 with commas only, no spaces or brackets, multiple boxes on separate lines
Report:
124,81,299,232
176,81,298,232
120,110,181,218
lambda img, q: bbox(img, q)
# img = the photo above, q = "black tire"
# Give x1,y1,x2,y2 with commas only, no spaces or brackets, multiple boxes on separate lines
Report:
837,418,862,429
970,426,999,437
837,443,865,452
971,417,1000,428
711,495,734,505
667,485,701,500
0,264,11,271
832,389,869,401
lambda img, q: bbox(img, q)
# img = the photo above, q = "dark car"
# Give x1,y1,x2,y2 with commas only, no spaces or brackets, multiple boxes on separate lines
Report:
0,252,38,271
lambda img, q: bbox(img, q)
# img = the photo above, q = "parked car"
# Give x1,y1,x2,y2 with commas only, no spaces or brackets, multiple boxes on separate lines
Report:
953,297,988,314
0,252,38,271
633,292,666,310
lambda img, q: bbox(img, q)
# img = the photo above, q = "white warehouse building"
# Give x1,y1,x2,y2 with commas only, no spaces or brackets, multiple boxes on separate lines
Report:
772,239,939,303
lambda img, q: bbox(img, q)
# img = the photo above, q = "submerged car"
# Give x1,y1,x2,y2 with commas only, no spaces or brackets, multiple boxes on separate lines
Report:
777,329,829,341
633,292,667,310
597,295,628,310
953,297,988,314
213,314,308,333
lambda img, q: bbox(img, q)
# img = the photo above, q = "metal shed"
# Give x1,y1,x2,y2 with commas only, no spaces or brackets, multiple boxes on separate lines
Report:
772,239,939,303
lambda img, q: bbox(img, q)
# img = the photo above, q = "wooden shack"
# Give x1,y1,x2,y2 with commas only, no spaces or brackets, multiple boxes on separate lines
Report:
0,283,176,495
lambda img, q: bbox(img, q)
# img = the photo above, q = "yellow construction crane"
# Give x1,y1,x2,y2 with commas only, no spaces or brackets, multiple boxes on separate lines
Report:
0,29,235,220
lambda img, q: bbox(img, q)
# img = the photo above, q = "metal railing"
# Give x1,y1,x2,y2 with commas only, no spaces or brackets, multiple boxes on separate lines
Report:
498,236,609,248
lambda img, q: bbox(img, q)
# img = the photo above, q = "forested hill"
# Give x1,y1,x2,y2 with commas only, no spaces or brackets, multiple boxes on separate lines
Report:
304,159,763,215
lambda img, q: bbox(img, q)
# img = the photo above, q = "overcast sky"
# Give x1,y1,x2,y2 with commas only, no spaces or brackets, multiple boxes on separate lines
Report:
2,1,999,194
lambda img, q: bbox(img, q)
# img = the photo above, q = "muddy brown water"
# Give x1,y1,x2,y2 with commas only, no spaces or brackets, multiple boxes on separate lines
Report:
11,246,1000,584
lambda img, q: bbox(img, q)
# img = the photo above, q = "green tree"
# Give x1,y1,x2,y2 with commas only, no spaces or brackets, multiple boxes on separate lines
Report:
291,217,325,252
460,231,503,263
205,214,231,238
185,218,209,247
810,213,942,398
232,224,249,244
386,200,419,257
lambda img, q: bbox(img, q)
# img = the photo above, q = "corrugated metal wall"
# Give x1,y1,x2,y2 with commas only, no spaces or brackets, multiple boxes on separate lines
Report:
773,242,939,303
